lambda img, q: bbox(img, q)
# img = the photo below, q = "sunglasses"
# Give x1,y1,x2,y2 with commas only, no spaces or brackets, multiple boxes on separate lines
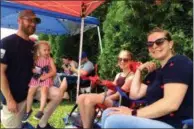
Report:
146,37,168,47
118,57,130,63
21,17,41,24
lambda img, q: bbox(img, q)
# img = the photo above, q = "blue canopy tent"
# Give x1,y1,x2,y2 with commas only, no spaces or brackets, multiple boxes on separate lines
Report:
1,1,101,36
1,0,104,99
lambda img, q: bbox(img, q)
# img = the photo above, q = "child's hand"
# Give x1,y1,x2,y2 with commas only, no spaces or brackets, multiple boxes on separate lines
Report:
39,75,47,81
33,66,42,74
32,69,37,73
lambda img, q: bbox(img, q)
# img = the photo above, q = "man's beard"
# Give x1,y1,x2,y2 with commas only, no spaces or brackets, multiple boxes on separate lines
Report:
21,24,35,36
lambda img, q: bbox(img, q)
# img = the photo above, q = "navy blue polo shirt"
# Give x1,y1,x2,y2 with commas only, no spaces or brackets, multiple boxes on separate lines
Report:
0,34,34,105
143,55,193,128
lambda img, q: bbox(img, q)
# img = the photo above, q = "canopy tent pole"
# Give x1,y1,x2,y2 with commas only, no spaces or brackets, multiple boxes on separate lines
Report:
76,17,85,100
97,26,103,53
76,3,88,100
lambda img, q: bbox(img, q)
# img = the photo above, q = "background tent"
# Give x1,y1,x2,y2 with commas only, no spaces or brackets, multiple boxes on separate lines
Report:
2,0,104,99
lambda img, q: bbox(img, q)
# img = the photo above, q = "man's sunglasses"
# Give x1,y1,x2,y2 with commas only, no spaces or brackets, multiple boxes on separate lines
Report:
146,37,168,47
118,57,129,63
21,17,41,24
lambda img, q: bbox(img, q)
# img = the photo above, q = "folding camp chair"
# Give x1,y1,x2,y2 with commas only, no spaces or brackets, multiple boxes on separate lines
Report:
63,61,142,128
79,64,99,93
63,82,147,129
182,119,193,129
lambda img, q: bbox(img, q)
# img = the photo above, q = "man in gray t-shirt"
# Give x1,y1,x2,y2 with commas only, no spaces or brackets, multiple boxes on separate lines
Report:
80,60,94,75
70,51,94,76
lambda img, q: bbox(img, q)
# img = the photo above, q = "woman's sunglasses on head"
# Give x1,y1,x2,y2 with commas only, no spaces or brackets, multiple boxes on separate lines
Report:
146,37,168,47
118,57,129,63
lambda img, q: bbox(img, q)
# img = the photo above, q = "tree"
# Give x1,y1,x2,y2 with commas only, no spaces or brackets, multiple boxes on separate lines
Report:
98,0,193,79
38,33,49,41
54,35,66,69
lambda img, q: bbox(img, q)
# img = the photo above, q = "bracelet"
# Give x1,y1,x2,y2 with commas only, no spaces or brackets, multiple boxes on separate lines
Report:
131,109,137,116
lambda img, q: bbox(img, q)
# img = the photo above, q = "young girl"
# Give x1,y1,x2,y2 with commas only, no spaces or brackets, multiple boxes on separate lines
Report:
22,41,56,122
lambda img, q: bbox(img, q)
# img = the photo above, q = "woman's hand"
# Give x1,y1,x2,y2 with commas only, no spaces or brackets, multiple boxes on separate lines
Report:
107,106,133,116
138,62,156,73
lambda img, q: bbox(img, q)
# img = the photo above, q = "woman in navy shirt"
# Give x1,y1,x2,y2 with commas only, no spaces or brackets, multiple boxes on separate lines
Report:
101,27,193,128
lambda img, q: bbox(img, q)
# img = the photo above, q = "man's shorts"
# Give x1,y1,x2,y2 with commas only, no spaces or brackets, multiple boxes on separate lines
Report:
1,100,26,128
112,100,120,107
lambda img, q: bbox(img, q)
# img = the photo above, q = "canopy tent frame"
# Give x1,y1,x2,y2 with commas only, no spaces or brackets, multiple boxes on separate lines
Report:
76,3,103,99
77,17,85,99
97,26,103,53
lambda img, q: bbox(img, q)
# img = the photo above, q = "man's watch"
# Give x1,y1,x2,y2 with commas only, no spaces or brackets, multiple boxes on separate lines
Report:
131,109,137,116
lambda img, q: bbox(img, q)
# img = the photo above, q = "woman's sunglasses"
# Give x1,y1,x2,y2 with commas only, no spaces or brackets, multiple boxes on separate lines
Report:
146,37,168,47
118,57,129,63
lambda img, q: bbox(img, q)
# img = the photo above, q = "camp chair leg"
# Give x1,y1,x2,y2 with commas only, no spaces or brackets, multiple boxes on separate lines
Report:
182,119,193,129
70,90,73,102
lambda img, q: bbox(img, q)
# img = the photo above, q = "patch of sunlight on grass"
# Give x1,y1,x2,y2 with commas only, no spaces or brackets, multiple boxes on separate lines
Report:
0,100,75,128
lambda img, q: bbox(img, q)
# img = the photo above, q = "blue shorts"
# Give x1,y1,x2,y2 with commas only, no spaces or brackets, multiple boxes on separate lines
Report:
60,75,91,91
112,101,119,107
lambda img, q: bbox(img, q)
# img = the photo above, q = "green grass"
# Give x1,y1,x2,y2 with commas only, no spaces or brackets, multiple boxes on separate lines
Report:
1,100,75,128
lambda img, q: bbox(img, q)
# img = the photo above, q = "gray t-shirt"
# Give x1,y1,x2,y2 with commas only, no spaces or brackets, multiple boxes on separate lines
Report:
81,60,94,74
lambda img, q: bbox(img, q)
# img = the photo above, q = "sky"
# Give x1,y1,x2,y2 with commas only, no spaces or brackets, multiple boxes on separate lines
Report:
1,28,38,39
1,28,17,39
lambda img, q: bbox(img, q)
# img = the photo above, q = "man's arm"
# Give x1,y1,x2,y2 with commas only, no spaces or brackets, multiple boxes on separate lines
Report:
1,63,13,101
71,67,88,76
71,62,94,76
1,63,18,113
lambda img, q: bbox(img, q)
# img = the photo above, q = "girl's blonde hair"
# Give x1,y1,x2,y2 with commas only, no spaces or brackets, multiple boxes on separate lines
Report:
33,40,51,63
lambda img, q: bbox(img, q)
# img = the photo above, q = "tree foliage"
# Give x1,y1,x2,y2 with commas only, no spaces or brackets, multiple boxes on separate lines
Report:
98,0,193,79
